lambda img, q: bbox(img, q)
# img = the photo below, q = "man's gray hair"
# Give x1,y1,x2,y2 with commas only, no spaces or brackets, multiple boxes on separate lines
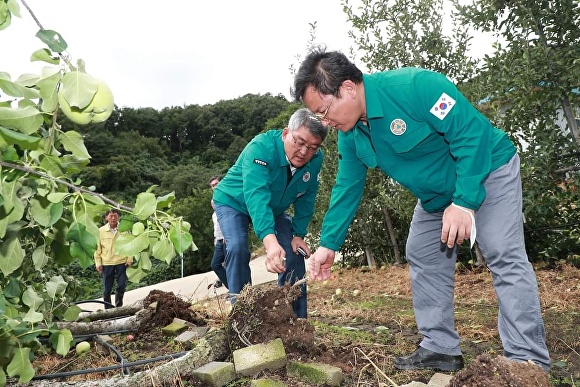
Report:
287,107,329,141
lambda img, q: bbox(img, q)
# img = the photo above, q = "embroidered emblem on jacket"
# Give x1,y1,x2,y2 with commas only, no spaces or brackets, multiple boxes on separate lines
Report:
390,119,407,135
430,92,456,120
253,159,268,166
303,172,311,182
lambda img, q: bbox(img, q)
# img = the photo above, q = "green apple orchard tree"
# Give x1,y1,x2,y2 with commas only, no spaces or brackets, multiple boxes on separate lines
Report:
0,1,195,384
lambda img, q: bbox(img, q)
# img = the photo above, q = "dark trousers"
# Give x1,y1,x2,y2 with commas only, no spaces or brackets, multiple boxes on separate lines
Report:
211,239,228,288
102,263,127,309
215,205,307,318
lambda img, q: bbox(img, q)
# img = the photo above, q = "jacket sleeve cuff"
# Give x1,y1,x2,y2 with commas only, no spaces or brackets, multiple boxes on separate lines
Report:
452,198,478,211
320,240,341,251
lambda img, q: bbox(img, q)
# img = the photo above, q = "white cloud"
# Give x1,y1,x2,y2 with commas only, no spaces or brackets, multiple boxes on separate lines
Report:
1,0,356,109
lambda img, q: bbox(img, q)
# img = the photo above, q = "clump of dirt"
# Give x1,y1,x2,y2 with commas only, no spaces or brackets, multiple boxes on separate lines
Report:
139,290,208,333
448,354,552,387
226,283,318,356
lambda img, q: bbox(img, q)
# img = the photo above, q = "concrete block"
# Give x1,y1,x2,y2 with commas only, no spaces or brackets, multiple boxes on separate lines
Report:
399,382,428,387
172,317,196,328
428,372,453,387
233,338,287,376
174,330,197,343
250,379,287,387
286,361,343,386
161,321,188,336
192,361,235,387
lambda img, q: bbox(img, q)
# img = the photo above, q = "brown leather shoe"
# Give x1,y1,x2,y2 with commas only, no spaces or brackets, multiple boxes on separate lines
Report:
394,346,464,371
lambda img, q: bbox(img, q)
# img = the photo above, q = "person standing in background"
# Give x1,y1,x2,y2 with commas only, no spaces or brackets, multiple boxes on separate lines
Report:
94,208,132,309
209,175,228,289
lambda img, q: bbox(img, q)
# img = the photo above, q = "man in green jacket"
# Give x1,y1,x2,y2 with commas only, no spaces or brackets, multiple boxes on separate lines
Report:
291,47,550,371
213,108,328,318
94,209,132,309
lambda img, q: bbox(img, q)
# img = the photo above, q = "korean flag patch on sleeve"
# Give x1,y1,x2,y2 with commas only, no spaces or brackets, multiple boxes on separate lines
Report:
430,93,456,120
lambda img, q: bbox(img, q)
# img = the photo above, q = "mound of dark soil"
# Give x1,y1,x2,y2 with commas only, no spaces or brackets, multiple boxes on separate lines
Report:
449,354,552,387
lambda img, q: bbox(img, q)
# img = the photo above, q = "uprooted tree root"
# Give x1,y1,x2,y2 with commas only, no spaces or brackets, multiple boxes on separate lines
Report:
140,290,209,333
226,282,318,356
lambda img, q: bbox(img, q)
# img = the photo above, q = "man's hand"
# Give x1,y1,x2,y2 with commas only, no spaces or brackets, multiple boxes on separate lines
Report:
96,265,103,273
441,204,474,248
308,247,335,281
291,236,310,259
264,234,286,273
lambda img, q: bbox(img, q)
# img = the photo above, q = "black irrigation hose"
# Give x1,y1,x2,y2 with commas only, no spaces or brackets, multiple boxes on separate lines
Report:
75,299,115,312
94,334,132,377
31,350,190,381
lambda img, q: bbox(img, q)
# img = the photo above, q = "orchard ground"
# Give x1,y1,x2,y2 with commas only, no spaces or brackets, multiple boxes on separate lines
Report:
26,260,579,386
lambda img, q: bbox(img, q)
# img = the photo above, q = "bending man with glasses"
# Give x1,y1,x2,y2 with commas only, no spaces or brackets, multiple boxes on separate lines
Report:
212,108,328,318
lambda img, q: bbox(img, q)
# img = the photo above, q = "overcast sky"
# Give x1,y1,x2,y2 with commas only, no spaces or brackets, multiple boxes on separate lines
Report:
2,0,360,110
2,1,498,111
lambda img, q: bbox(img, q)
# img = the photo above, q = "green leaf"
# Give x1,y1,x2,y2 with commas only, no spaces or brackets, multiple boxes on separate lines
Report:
22,287,44,311
58,130,91,160
23,309,44,324
7,0,21,17
114,233,149,256
37,66,62,113
0,237,24,276
59,71,97,109
4,277,22,299
60,154,90,174
0,77,40,99
30,197,63,227
0,2,12,31
66,223,97,268
0,126,41,150
63,305,82,322
46,275,67,299
0,106,43,135
151,238,175,264
69,242,93,269
127,266,148,283
47,192,69,203
1,178,25,224
6,347,34,383
36,29,68,53
169,225,193,254
156,191,175,209
133,192,156,220
30,48,60,64
51,329,73,356
32,245,49,271
118,218,133,232
39,154,65,177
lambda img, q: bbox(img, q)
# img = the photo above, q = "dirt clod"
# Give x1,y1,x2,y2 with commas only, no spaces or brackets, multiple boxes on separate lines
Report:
226,283,318,356
140,290,208,333
449,354,552,387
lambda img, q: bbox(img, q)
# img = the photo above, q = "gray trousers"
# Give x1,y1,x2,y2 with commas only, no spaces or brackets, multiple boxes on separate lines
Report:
406,154,551,370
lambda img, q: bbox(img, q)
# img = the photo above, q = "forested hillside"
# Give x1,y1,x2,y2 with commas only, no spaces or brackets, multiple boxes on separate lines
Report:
60,93,300,295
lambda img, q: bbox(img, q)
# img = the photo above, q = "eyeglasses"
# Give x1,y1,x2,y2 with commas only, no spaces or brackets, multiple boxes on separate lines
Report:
314,95,335,122
290,132,320,155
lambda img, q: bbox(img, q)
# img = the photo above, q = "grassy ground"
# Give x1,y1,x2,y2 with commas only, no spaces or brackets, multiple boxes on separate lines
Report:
26,261,579,386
